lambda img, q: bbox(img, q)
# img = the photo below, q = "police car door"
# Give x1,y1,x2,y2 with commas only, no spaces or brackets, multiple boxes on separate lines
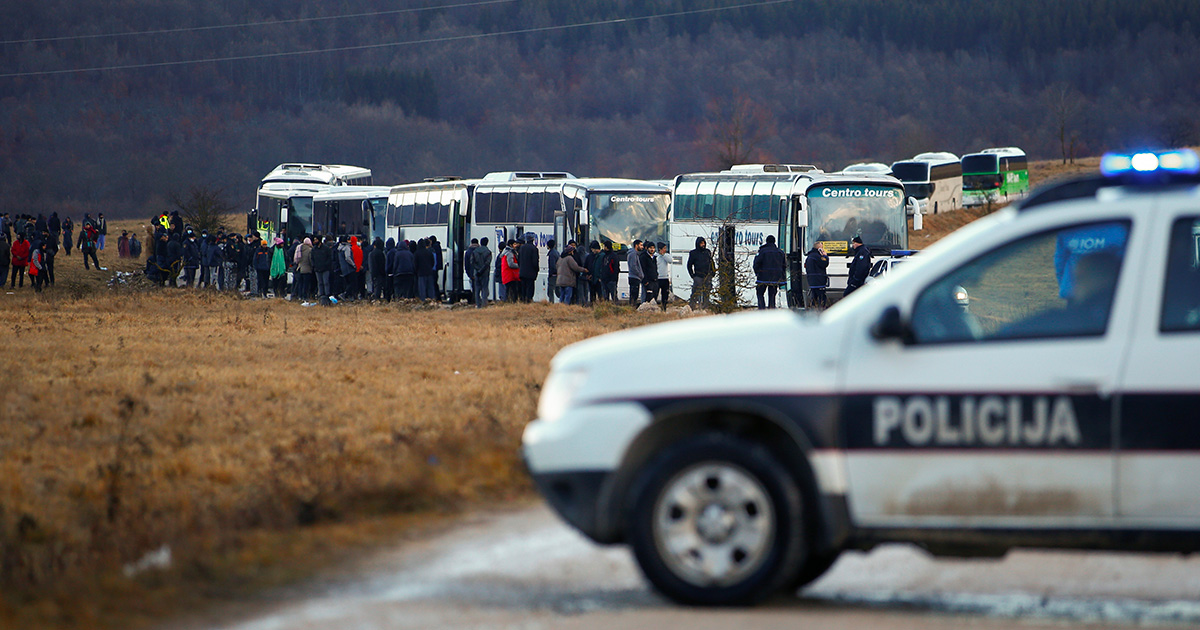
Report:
839,207,1140,529
1116,208,1200,526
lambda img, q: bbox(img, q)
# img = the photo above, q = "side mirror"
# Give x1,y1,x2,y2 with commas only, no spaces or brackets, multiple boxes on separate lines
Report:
871,305,908,342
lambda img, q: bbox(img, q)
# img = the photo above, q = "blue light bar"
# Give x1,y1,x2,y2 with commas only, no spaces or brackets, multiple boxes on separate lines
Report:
1101,148,1200,178
890,249,916,257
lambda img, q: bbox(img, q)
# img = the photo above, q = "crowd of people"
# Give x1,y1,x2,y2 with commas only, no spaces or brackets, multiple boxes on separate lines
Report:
3,208,828,311
0,211,143,293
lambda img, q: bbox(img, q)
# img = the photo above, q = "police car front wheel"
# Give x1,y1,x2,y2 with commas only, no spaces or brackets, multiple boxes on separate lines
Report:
626,434,807,605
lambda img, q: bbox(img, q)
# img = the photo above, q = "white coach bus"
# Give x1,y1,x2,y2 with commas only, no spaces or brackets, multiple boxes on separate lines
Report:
890,151,963,214
261,163,373,187
670,165,909,306
386,173,670,302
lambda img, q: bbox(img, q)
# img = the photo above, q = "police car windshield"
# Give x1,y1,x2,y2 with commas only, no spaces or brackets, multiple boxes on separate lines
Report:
807,184,906,253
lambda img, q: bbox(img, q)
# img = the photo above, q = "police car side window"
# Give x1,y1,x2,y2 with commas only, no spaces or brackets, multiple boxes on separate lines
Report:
1161,217,1200,332
911,220,1131,344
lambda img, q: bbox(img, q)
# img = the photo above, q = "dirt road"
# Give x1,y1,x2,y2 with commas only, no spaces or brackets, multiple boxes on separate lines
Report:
192,504,1200,630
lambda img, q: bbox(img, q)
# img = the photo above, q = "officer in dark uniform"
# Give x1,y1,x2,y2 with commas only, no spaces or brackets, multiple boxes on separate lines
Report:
843,235,872,298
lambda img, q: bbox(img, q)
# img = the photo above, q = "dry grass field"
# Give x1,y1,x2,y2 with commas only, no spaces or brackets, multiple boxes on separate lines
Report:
0,230,681,628
0,156,1102,629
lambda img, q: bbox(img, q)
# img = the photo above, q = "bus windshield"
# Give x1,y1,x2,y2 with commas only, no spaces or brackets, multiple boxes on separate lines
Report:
962,154,999,174
589,192,670,249
890,162,929,182
807,184,906,253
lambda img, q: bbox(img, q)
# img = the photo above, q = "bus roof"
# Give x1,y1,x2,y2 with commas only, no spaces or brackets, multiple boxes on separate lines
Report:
479,171,576,182
909,151,961,164
976,147,1026,158
257,182,331,198
841,162,892,174
261,163,372,185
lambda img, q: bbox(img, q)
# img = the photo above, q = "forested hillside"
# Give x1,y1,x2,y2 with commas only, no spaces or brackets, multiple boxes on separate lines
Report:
1,0,1198,218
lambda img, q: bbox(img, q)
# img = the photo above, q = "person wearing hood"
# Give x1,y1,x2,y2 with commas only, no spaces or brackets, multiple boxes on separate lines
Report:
395,239,416,299
295,237,313,300
270,237,287,298
556,243,588,305
805,241,830,308
28,237,45,293
546,239,559,303
382,238,398,301
687,236,713,309
349,236,364,299
252,239,271,297
182,232,201,288
337,237,356,300
415,238,437,301
204,234,224,289
752,234,787,310
369,237,386,301
40,229,58,287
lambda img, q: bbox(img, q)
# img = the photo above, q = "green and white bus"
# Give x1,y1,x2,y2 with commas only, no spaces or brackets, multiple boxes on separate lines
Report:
962,147,1029,207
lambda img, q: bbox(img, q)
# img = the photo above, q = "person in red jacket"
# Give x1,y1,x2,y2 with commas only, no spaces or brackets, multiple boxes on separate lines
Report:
9,233,30,288
500,239,521,302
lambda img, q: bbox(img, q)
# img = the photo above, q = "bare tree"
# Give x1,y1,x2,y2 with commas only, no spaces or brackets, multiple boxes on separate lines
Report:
699,93,776,171
1042,83,1085,165
169,186,235,235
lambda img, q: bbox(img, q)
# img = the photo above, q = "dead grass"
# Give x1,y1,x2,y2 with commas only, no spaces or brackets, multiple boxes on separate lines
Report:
0,276,679,628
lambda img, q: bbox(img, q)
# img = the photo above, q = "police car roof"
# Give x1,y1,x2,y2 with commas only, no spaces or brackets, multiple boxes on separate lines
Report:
1019,149,1200,212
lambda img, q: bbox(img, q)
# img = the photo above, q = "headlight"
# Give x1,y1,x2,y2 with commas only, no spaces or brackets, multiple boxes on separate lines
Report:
537,368,589,423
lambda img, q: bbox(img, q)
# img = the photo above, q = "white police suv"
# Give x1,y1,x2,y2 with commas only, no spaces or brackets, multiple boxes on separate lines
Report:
523,149,1200,605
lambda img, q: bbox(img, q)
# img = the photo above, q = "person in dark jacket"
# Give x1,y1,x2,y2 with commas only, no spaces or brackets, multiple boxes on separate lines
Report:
253,239,272,297
687,236,714,309
369,237,386,301
464,238,479,305
627,240,643,307
0,236,9,287
154,232,170,286
61,216,73,256
844,235,872,298
471,237,492,308
599,242,619,301
383,238,399,301
517,232,539,302
429,235,444,300
752,235,787,309
546,239,559,303
182,233,201,288
40,229,57,286
225,234,244,292
415,238,437,301
48,212,60,243
395,239,416,299
640,241,658,305
203,234,223,289
166,233,184,287
804,242,830,308
311,235,333,299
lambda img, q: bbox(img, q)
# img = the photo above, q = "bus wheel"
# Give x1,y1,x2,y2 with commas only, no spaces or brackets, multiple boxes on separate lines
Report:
626,434,806,606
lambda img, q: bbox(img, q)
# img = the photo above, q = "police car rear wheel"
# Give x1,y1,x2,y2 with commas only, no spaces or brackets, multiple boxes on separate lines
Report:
627,434,806,605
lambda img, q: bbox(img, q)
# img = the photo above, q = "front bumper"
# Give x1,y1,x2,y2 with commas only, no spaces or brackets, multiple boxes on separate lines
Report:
526,464,612,541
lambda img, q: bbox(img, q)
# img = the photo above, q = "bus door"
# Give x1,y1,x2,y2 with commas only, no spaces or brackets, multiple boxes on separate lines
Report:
781,195,807,308
449,191,468,301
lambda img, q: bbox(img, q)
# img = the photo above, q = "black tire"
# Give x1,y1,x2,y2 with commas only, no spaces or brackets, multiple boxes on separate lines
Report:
789,550,840,591
626,433,807,606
